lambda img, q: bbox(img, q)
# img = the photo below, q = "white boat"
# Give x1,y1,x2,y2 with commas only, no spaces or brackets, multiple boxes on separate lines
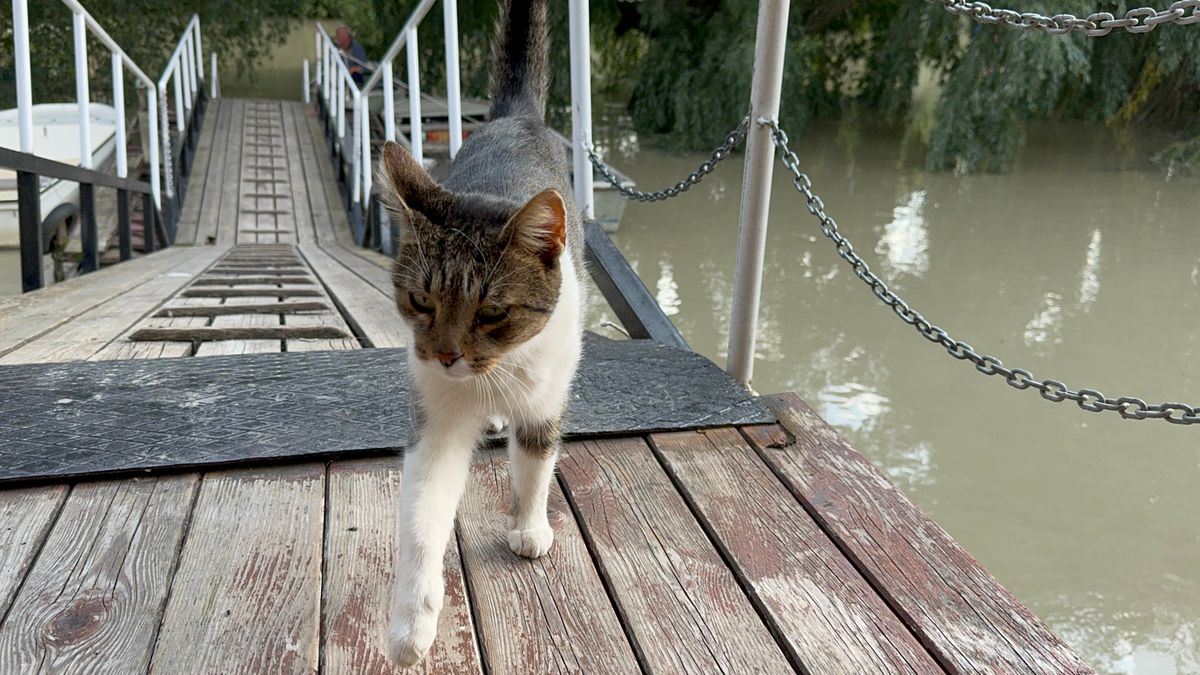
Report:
0,103,119,251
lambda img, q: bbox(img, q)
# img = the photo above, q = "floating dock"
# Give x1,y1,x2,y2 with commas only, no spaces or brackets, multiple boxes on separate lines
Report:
0,98,1094,673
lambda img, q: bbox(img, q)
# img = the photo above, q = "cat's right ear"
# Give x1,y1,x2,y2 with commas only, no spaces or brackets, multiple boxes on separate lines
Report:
379,141,449,222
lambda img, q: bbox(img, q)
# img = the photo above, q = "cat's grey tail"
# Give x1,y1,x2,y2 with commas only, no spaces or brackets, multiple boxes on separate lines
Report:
488,0,549,120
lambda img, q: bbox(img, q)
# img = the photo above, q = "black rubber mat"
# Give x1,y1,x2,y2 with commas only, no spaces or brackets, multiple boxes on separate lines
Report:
0,335,772,485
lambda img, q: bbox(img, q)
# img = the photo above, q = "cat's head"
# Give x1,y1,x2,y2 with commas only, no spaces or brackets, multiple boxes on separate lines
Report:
379,141,567,380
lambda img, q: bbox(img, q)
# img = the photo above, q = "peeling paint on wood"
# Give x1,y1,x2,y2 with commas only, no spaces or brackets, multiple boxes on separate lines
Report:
322,457,482,675
746,394,1093,674
457,449,639,674
557,436,793,673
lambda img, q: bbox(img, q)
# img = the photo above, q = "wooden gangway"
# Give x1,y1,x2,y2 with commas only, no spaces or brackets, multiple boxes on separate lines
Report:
0,99,1092,673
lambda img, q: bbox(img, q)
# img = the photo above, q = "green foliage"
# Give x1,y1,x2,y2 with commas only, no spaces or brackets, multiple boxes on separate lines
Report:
6,0,1198,173
0,1,297,110
621,0,1200,173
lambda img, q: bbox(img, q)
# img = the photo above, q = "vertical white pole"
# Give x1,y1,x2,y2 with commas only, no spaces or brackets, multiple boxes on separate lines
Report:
159,83,173,200
337,78,346,141
211,52,218,98
727,0,790,388
443,0,463,158
406,32,423,164
181,44,194,112
382,60,395,142
12,0,34,153
194,20,204,82
361,102,372,204
173,70,185,133
568,0,595,219
324,44,332,110
147,88,162,209
351,92,361,206
303,59,311,103
111,53,127,178
73,10,93,169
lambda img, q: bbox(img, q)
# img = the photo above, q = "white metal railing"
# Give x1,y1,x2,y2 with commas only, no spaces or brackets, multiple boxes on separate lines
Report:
18,0,166,211
313,0,466,237
156,15,206,214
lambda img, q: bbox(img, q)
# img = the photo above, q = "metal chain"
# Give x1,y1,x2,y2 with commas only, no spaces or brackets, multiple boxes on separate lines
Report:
585,117,749,202
935,0,1200,35
761,117,1200,425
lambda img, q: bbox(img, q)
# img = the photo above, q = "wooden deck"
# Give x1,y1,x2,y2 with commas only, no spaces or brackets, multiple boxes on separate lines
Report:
0,99,1092,674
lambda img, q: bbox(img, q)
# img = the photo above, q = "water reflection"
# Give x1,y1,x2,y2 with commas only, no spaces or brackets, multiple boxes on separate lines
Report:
1078,229,1103,309
876,190,930,277
589,112,1200,673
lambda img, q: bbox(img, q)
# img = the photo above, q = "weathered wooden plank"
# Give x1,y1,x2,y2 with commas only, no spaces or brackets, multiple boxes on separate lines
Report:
181,288,322,298
457,449,639,674
214,99,246,246
0,475,199,673
322,458,482,675
149,463,325,674
652,427,941,674
282,310,359,352
745,394,1093,674
154,301,328,317
92,297,211,360
0,486,68,619
191,275,313,286
556,436,793,673
174,98,227,245
0,247,226,364
0,247,195,357
297,244,407,349
280,102,318,245
129,326,347,341
192,296,284,357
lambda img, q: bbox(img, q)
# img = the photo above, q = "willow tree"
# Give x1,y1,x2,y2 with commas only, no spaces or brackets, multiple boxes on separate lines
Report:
628,0,1200,173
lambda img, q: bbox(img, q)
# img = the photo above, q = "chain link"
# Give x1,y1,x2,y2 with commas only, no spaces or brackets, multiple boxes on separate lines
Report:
761,117,1199,425
585,117,749,202
936,0,1200,35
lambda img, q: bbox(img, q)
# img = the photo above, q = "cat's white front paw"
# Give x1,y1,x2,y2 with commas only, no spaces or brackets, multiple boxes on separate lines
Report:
508,524,554,558
387,604,439,668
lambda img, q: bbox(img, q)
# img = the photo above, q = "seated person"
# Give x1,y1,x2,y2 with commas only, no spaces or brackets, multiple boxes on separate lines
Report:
335,26,368,86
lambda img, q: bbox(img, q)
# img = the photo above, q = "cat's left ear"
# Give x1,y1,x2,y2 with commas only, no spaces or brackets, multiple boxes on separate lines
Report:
379,141,450,220
509,189,567,265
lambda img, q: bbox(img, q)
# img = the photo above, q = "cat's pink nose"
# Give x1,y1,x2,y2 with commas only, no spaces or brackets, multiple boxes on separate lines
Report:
435,351,463,367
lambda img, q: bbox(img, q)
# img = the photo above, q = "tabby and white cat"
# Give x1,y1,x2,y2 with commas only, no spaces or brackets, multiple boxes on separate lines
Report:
380,0,583,665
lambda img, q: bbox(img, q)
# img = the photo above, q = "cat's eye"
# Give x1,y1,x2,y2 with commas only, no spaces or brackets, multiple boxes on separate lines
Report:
410,291,435,313
476,305,506,323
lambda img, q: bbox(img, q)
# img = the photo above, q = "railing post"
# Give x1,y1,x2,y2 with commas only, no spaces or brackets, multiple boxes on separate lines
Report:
80,183,98,272
568,0,595,219
73,9,93,170
17,172,42,292
443,0,463,158
406,32,423,164
350,90,362,239
211,52,219,98
13,0,34,153
303,59,311,104
194,19,204,82
113,53,131,261
726,0,790,388
147,88,162,212
382,60,395,142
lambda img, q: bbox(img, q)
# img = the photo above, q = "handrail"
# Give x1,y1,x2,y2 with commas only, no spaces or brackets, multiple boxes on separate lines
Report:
315,22,369,236
8,0,170,292
156,15,207,236
0,148,153,194
313,1,464,246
